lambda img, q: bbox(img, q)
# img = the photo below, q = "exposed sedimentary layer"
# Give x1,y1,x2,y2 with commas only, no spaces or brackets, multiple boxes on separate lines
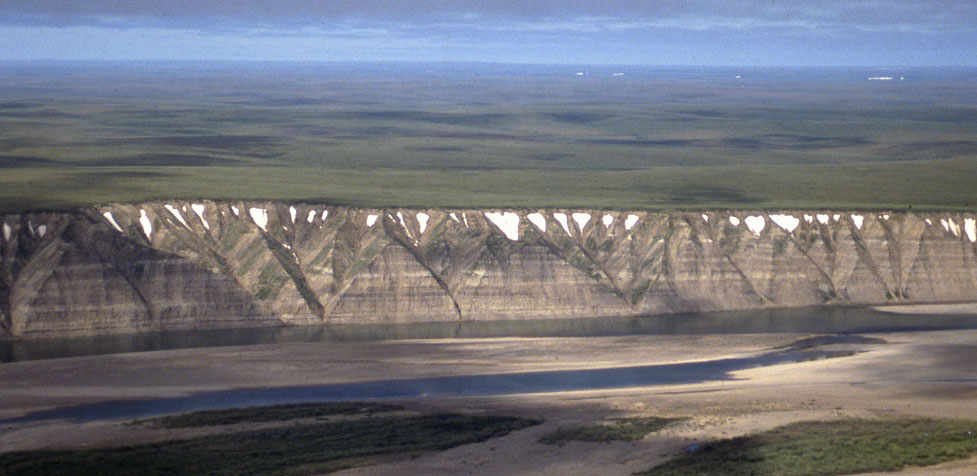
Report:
2,203,976,338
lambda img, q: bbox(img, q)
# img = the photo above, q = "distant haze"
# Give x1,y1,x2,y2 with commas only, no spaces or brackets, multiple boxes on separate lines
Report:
1,1,976,66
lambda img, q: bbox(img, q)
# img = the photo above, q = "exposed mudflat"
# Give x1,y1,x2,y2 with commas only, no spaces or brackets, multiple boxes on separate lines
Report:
871,302,977,315
1,330,976,475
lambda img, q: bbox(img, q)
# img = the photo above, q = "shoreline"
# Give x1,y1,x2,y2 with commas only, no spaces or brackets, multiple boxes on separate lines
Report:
870,301,977,315
6,304,977,363
1,330,976,474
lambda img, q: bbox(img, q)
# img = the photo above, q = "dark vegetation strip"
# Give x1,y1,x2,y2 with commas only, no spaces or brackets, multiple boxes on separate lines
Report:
641,418,977,476
0,413,540,476
0,156,62,167
4,157,977,215
83,154,247,167
147,402,404,428
539,417,686,445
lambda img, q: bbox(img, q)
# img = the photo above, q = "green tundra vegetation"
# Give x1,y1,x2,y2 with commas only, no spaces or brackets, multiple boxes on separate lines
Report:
145,402,404,428
2,62,976,213
538,416,686,444
0,407,540,476
3,403,976,476
641,418,977,476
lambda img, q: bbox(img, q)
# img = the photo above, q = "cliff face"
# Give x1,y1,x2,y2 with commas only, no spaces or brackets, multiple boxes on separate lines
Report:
2,202,976,338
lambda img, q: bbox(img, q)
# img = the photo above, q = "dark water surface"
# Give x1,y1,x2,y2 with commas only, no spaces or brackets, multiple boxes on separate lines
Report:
3,305,976,363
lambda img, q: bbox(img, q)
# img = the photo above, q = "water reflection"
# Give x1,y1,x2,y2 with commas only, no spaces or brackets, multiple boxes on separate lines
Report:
2,305,976,363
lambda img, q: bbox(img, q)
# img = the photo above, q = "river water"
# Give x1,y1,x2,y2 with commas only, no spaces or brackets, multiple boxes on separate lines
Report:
3,305,977,363
2,305,974,424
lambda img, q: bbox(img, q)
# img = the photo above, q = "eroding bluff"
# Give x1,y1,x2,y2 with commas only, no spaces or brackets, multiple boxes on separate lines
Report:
2,202,976,338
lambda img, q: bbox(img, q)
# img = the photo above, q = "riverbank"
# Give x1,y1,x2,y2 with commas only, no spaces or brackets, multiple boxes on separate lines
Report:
1,330,975,474
871,302,977,315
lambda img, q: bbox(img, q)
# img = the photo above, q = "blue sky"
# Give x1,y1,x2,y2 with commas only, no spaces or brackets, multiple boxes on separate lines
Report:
1,1,975,66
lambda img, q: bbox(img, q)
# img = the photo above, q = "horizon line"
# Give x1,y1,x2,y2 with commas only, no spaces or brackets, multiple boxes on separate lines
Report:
1,58,975,69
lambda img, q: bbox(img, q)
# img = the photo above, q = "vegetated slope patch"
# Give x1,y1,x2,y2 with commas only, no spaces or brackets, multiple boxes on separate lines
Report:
581,135,873,151
539,417,686,445
91,135,281,150
0,101,41,110
642,418,977,476
890,140,977,159
327,110,510,127
540,111,611,124
0,412,540,476
0,155,62,167
148,402,404,428
656,186,761,205
84,153,247,167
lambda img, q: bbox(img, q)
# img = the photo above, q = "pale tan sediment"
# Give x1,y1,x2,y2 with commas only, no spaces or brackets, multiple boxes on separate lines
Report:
0,330,974,475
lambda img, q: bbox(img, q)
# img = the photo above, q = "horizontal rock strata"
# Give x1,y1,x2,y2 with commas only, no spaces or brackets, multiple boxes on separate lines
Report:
2,203,976,338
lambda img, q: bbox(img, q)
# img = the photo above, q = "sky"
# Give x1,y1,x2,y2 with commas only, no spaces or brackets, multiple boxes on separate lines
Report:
1,1,976,66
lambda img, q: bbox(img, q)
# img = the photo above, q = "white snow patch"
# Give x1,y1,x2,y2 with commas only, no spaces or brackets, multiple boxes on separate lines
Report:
948,218,961,237
462,212,470,228
571,212,591,232
965,218,976,243
417,212,429,235
701,214,709,223
803,214,813,223
728,216,740,226
603,214,614,228
307,210,316,223
925,219,933,226
882,214,890,220
940,218,949,232
816,214,830,225
770,214,799,233
165,205,191,229
191,203,210,230
527,213,547,232
27,221,34,237
139,210,153,239
396,211,413,239
102,211,124,233
249,207,269,231
450,212,460,223
851,214,864,230
320,210,328,221
744,215,765,235
833,214,841,222
366,214,378,227
625,214,639,231
231,206,240,216
485,212,520,241
289,206,297,224
554,213,572,235
3,222,11,241
37,225,46,238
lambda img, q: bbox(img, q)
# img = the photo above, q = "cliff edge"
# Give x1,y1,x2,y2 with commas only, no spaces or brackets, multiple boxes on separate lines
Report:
2,202,976,338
